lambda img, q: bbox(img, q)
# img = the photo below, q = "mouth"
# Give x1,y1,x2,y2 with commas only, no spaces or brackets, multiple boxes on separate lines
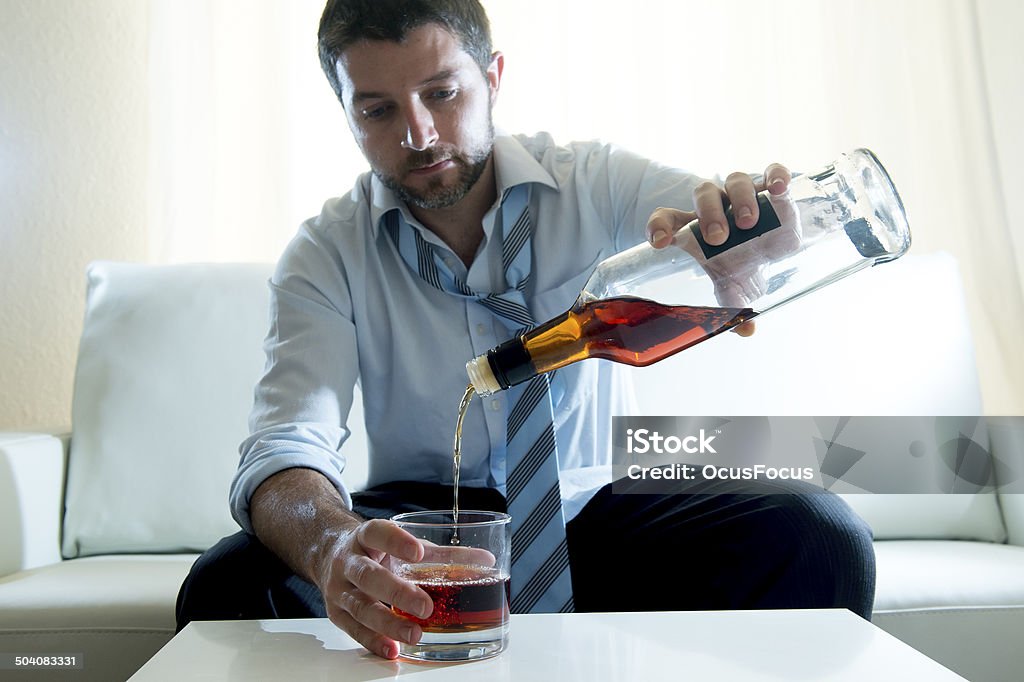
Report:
408,158,454,176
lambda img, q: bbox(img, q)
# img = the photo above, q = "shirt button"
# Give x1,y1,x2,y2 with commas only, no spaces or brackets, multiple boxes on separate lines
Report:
490,399,501,411
476,323,488,335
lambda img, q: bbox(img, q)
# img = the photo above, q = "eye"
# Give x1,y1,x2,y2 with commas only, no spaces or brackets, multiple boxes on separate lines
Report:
361,103,393,121
430,88,458,102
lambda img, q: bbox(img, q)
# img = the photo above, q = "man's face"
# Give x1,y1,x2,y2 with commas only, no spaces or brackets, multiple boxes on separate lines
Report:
335,24,501,210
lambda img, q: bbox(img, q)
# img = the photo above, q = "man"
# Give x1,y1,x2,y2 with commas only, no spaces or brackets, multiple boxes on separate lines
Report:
177,0,874,660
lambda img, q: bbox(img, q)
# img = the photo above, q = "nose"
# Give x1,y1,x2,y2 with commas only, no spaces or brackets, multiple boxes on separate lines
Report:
400,102,438,151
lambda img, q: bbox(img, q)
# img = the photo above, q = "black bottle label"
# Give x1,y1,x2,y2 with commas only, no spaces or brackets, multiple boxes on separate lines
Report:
690,192,782,260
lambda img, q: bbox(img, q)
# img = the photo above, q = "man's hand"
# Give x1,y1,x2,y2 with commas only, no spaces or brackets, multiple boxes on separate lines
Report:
317,519,435,659
644,163,793,336
250,469,434,660
646,163,792,249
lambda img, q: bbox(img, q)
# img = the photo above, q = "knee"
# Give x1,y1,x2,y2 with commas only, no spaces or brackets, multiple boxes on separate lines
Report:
182,532,263,591
750,482,874,563
176,531,273,629
796,493,875,567
780,493,877,617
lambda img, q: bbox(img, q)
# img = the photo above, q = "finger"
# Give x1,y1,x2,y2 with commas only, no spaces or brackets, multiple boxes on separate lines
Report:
346,554,434,619
646,207,696,248
724,172,759,229
760,163,791,195
693,181,729,246
357,519,424,562
338,587,424,645
733,320,756,337
326,600,402,659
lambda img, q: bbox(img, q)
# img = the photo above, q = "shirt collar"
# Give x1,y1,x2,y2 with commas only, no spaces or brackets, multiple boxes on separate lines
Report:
368,131,559,238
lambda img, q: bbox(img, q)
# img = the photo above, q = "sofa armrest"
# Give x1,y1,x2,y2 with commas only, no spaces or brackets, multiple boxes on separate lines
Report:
0,432,68,576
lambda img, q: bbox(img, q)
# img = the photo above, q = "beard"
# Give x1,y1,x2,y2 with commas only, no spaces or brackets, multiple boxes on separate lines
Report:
375,124,494,210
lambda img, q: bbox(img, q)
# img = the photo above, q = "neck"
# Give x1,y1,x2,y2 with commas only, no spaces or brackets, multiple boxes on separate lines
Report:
409,156,497,268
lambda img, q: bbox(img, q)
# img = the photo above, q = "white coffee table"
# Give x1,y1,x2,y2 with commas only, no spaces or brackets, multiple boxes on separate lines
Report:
130,609,964,680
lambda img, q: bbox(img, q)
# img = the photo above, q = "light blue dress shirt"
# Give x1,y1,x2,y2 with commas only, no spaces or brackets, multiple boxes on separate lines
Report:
230,132,707,533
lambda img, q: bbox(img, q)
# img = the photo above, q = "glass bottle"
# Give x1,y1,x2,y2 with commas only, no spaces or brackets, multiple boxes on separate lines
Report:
466,148,911,395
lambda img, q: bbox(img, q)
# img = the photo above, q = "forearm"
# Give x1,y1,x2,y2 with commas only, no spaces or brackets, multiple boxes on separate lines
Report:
250,467,363,586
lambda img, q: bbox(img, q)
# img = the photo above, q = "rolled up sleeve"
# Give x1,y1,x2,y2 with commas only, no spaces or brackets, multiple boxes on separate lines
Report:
230,229,360,533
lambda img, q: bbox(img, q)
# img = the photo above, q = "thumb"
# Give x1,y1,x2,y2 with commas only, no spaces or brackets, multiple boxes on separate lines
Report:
646,207,696,249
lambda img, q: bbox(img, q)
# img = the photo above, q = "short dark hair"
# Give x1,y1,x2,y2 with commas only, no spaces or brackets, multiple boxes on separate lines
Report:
318,0,493,106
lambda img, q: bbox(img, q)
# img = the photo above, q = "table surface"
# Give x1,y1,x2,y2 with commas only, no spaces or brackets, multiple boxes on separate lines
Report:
130,609,964,681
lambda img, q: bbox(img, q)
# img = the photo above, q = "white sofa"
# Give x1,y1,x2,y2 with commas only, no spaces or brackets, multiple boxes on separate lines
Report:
1,254,1022,681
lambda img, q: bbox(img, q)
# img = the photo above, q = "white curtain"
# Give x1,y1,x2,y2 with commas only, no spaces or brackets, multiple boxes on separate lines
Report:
146,0,1024,414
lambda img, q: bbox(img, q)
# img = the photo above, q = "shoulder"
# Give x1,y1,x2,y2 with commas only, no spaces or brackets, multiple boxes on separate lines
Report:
273,172,376,294
305,172,374,241
511,131,613,164
508,132,657,182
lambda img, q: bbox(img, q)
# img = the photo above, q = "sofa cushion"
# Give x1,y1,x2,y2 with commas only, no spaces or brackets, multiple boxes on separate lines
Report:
0,554,196,629
841,494,1006,543
873,540,1024,611
62,262,273,557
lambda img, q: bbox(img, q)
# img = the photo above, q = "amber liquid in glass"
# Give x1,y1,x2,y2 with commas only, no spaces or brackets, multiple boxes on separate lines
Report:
392,563,510,633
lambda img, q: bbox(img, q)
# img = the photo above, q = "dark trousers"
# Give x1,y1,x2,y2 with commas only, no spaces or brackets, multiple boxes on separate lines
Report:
175,477,875,630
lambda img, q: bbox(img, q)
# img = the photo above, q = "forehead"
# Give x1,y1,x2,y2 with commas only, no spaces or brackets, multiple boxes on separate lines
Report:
336,23,481,101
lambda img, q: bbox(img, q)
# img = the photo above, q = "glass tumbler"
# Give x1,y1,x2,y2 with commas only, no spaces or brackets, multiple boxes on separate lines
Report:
390,510,511,662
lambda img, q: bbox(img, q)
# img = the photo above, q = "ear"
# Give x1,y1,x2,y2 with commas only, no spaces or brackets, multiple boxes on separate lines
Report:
487,51,504,105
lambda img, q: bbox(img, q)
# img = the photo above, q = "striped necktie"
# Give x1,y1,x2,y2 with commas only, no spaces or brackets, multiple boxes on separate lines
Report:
384,184,575,613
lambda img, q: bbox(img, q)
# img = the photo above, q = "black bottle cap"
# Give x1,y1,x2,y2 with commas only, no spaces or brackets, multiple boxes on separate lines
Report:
487,338,535,390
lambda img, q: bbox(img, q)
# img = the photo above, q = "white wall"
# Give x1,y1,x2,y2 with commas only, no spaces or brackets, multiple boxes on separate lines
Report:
0,0,150,430
977,0,1024,297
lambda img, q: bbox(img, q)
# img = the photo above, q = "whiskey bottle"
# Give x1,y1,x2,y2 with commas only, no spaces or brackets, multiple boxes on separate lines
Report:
467,148,911,395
